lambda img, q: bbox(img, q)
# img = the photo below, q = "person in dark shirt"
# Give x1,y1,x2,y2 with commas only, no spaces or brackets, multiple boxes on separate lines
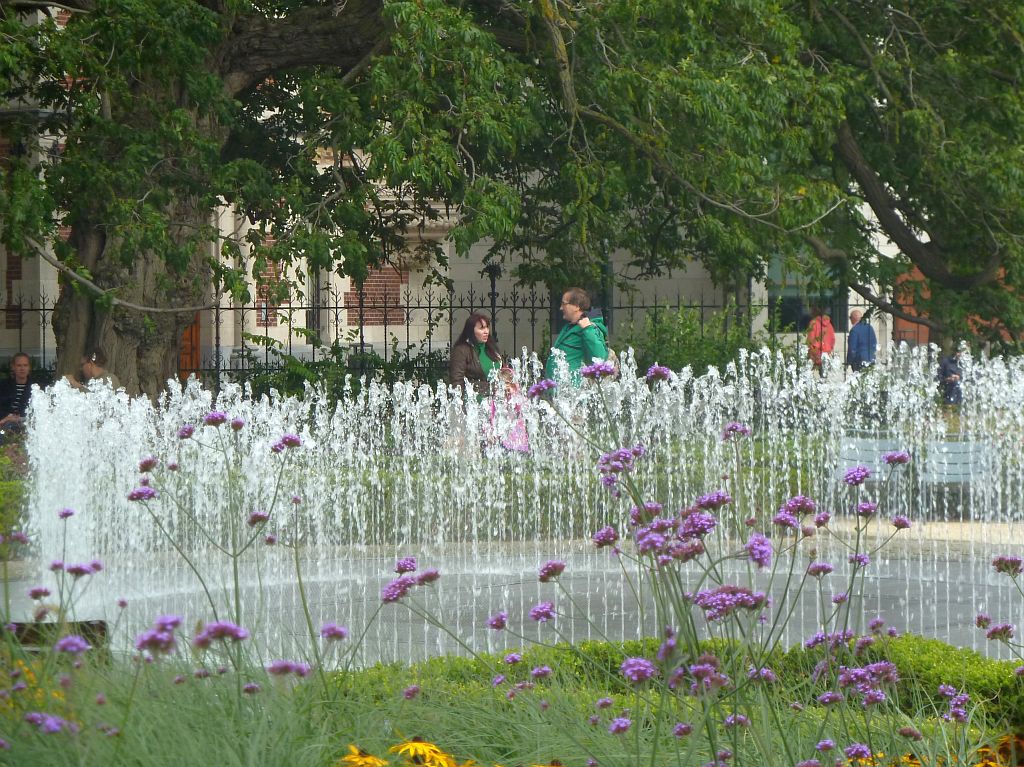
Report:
938,350,963,405
845,310,877,372
0,353,33,430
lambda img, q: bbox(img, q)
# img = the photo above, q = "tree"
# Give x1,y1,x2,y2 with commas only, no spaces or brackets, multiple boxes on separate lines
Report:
1,1,1022,395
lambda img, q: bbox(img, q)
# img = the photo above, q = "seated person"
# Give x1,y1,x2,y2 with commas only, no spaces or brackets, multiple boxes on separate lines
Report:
0,353,33,430
64,347,122,391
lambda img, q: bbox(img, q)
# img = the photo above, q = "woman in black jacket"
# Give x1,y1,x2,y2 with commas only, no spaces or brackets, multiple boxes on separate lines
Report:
449,313,502,397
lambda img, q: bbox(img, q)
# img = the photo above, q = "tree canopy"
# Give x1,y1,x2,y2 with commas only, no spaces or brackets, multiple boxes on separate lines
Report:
1,0,1022,393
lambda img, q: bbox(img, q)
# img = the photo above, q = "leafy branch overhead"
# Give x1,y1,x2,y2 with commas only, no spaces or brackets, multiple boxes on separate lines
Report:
0,0,1022,392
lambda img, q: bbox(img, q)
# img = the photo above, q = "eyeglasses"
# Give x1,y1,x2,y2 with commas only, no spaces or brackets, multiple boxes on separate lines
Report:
560,300,577,307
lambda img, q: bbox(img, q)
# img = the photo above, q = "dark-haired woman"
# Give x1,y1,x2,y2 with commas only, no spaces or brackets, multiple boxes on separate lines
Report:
449,313,502,397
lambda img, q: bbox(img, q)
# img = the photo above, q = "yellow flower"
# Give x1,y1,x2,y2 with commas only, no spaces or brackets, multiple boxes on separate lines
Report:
390,739,455,767
339,744,388,767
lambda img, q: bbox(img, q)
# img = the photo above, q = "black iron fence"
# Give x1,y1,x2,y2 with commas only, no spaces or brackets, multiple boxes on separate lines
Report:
1,288,926,390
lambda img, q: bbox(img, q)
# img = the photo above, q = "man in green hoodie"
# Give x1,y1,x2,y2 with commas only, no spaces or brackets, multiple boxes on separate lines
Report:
544,287,609,384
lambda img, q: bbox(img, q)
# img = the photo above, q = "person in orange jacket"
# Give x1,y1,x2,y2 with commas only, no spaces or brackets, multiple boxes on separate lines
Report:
807,306,835,375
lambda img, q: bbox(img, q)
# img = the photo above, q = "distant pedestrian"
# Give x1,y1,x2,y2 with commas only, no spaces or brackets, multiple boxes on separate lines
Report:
449,313,502,397
0,353,33,431
544,287,609,384
846,310,877,372
807,306,835,376
64,347,122,391
938,349,963,405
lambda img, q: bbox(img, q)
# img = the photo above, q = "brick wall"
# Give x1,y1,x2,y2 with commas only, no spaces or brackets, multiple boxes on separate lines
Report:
255,260,284,328
344,267,410,326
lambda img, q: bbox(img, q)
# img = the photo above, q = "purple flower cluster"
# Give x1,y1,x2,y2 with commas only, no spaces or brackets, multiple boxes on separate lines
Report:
54,635,90,655
177,424,195,439
266,659,311,677
247,511,270,527
844,744,871,760
581,361,616,380
530,665,552,679
395,557,417,574
65,560,104,578
696,490,732,510
529,601,556,622
620,657,657,683
891,515,912,529
527,379,557,399
403,684,420,699
192,620,249,649
986,623,1014,641
782,495,817,515
804,629,855,650
691,585,767,621
992,555,1024,577
380,561,441,603
723,713,749,728
844,465,872,486
138,456,158,472
646,364,672,382
134,615,182,655
807,562,834,577
882,450,911,465
746,666,777,683
848,552,871,567
608,717,631,734
127,486,157,502
939,684,970,722
596,445,646,496
320,622,348,640
538,560,566,582
591,526,618,547
856,502,877,516
744,533,772,569
721,422,752,440
487,611,508,630
686,655,731,695
679,510,718,539
24,711,79,734
837,661,899,707
204,411,228,426
27,586,50,600
629,502,663,525
270,433,303,453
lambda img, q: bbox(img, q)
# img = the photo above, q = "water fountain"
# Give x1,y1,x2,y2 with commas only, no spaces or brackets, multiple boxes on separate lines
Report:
17,345,1024,664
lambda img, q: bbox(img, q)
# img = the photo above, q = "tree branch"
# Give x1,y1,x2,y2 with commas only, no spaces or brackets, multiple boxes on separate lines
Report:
26,238,218,314
834,120,1002,291
219,1,385,97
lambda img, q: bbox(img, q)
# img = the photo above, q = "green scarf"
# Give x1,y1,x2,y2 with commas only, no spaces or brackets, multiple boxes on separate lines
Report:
477,343,497,377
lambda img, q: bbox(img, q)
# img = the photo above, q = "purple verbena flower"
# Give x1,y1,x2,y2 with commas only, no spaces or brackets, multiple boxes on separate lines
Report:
403,684,420,699
608,717,631,735
527,379,557,399
592,526,618,547
134,628,176,655
844,744,871,760
230,417,245,431
673,722,693,738
320,622,348,640
772,509,798,529
747,666,777,683
487,611,508,630
128,486,157,502
266,659,311,677
856,502,878,516
807,562,834,577
247,511,270,527
538,560,566,582
723,714,749,728
898,727,923,741
646,364,672,382
138,456,158,472
192,620,249,649
381,575,416,603
243,682,261,694
986,623,1015,641
882,450,911,465
783,495,817,515
976,612,992,629
795,761,821,767
58,507,76,520
892,515,911,529
395,557,417,574
54,635,90,655
529,601,556,622
503,652,522,665
177,424,195,439
531,665,552,679
848,553,870,567
817,691,843,705
696,491,732,510
680,510,718,539
581,361,616,380
815,740,835,752
744,533,772,569
28,586,50,600
813,511,831,527
844,465,871,486
279,433,302,448
691,585,767,621
722,422,752,440
620,657,657,683
992,555,1024,577
204,411,228,426
415,568,440,585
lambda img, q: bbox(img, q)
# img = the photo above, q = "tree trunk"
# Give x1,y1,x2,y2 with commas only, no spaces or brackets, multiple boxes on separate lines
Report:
53,207,212,398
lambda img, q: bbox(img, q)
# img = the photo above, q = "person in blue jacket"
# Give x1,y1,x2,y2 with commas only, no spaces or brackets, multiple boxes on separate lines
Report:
846,310,877,372
544,287,609,384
